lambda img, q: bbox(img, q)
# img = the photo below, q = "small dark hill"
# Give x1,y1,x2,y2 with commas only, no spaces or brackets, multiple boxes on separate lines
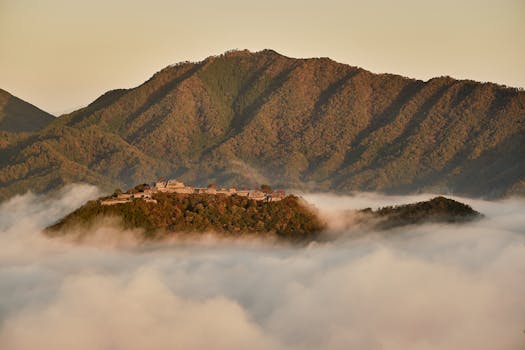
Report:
359,196,482,229
0,89,55,132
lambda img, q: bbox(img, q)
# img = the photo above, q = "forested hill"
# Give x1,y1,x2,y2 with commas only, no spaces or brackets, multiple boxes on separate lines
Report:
358,196,482,230
45,192,325,240
0,89,54,132
45,192,480,240
1,49,524,200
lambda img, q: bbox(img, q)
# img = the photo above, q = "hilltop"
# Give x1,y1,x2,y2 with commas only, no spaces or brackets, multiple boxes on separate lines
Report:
45,183,325,241
1,49,524,200
358,196,482,230
44,180,482,241
0,89,54,133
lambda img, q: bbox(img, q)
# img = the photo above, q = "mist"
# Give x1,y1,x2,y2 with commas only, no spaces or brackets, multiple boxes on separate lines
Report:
0,186,524,350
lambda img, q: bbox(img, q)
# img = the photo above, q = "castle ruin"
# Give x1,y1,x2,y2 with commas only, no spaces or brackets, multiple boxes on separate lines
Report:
100,179,286,206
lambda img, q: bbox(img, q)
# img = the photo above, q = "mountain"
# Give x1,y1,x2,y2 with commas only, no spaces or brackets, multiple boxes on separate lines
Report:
45,191,325,241
0,89,54,132
45,190,479,241
358,196,482,230
1,49,524,200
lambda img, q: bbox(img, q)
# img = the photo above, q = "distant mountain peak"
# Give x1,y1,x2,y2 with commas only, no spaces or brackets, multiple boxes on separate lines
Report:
0,89,54,133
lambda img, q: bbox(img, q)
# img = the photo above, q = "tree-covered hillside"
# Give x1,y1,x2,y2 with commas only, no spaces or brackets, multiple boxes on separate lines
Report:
46,192,326,240
1,50,524,199
359,196,482,229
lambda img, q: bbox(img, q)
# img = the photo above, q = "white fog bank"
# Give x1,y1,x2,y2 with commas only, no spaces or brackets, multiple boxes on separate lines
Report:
0,186,524,350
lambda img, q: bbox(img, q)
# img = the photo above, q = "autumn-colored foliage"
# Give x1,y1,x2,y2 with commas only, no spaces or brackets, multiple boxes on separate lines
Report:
1,50,524,200
46,192,326,240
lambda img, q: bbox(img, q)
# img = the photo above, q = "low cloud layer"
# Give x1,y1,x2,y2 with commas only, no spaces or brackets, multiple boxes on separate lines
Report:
0,186,524,350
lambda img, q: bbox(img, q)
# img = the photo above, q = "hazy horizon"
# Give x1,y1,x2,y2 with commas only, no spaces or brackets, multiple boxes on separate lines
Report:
1,0,524,115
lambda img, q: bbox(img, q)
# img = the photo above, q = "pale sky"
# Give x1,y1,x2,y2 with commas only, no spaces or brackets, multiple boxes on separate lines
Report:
1,0,524,115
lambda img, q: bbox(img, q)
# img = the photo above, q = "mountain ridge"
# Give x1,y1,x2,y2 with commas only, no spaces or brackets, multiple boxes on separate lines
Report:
0,88,55,133
1,49,524,200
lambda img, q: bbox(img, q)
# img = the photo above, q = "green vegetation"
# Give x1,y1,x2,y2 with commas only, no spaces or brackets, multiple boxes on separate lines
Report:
359,196,482,229
1,50,524,200
44,193,483,241
45,192,326,241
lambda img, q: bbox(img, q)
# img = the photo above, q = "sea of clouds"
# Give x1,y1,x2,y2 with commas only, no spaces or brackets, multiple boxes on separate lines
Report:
0,184,524,350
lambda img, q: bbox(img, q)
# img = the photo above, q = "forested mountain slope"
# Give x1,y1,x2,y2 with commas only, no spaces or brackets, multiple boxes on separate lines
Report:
0,89,54,132
1,49,524,199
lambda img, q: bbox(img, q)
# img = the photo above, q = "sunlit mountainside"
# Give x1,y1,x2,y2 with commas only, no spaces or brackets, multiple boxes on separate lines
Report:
44,180,480,241
1,49,524,200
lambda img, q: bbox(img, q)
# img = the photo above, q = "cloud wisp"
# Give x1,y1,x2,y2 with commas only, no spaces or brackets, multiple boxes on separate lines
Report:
0,186,524,350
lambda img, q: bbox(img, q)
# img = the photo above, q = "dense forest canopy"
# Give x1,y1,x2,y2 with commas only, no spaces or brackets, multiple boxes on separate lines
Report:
46,192,326,241
358,196,482,230
45,183,483,243
1,49,524,200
